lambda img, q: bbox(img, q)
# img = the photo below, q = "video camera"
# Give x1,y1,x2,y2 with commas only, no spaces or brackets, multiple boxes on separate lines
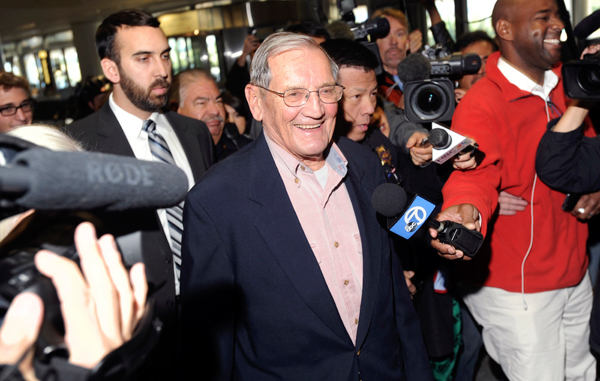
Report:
563,50,600,100
337,0,389,75
404,48,481,123
0,136,187,377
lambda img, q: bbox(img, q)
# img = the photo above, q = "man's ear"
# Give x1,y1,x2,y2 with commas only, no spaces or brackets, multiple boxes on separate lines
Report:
245,84,263,122
496,19,513,42
101,58,120,84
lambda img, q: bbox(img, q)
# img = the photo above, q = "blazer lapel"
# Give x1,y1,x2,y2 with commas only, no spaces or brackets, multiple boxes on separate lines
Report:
94,103,137,157
247,136,352,345
165,112,209,183
343,152,383,350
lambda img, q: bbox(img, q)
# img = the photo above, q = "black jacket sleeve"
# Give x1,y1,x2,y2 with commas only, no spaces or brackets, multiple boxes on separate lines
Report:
536,117,600,194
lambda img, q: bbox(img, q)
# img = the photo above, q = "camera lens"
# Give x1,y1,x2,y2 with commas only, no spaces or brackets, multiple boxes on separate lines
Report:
578,65,600,95
417,89,443,112
411,83,449,120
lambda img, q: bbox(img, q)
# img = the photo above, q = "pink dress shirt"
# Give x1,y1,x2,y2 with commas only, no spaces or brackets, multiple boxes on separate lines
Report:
265,134,363,345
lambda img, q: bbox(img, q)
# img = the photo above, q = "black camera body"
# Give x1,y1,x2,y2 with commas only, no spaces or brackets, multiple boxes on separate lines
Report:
404,52,481,123
404,78,455,122
563,51,600,100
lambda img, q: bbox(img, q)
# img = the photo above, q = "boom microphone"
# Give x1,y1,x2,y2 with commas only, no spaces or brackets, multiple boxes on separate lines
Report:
573,10,600,40
0,148,188,212
397,53,432,85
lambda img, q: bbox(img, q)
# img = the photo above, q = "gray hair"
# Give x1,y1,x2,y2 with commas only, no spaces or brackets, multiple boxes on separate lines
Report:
250,32,339,88
171,68,217,108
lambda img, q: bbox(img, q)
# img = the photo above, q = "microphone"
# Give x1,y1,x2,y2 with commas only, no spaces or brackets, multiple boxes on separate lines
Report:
371,183,484,257
428,124,477,164
573,10,600,40
397,53,432,88
0,148,188,212
371,183,436,239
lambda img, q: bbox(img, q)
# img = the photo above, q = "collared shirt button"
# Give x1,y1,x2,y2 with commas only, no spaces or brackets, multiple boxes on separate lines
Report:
300,165,306,171
355,318,358,325
334,241,339,248
344,279,349,286
294,178,299,184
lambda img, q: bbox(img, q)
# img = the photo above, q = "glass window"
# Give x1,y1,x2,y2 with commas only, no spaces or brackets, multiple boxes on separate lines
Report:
64,47,81,87
11,57,22,77
186,37,196,69
23,53,41,89
589,1,600,39
426,0,456,47
177,37,189,72
4,62,11,73
49,49,69,90
466,0,495,38
206,35,221,82
169,38,180,74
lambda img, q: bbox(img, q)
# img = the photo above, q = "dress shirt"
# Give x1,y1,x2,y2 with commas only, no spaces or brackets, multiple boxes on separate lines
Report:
265,133,363,345
109,94,195,294
497,57,559,106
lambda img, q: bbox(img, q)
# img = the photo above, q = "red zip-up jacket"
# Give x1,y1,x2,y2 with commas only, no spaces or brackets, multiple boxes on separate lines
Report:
443,51,594,293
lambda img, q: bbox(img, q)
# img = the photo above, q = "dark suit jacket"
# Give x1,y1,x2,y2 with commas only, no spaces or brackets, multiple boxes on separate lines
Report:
180,134,432,380
66,102,213,379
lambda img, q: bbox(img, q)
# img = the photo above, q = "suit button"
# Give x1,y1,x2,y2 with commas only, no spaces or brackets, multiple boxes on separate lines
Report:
357,350,361,356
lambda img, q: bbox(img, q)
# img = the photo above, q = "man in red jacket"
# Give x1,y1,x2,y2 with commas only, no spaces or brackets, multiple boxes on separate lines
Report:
430,0,599,379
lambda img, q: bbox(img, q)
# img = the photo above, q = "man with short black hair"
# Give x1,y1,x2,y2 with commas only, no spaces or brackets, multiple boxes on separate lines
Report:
0,72,34,132
432,0,598,378
67,10,213,379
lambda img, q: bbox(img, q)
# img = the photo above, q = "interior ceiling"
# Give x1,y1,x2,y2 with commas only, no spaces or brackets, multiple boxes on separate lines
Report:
0,0,221,42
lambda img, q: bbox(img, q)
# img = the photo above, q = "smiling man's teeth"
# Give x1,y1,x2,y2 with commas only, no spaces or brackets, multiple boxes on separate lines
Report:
544,39,560,45
296,124,322,130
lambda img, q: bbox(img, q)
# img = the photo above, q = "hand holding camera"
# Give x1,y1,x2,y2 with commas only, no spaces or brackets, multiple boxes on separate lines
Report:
0,222,147,376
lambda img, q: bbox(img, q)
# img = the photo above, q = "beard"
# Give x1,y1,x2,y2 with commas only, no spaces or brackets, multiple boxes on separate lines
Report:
119,68,171,112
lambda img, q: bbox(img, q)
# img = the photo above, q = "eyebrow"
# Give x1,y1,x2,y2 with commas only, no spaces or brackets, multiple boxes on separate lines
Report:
132,47,171,57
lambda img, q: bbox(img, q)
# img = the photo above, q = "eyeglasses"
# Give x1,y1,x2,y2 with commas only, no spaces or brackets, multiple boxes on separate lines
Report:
255,84,345,107
0,99,35,117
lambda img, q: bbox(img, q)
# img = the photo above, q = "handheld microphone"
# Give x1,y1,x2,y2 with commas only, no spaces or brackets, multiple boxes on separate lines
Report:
429,123,477,164
371,183,436,239
0,148,188,212
573,10,600,40
371,183,484,257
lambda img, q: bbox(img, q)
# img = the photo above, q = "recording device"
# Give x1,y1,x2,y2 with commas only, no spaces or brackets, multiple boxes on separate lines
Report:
371,183,484,257
401,49,481,123
337,0,390,41
337,0,389,75
0,148,188,218
562,10,600,100
0,138,188,372
562,50,600,100
562,193,581,212
428,219,483,258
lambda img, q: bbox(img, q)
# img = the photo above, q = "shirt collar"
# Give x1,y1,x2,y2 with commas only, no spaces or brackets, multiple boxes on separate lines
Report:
109,93,159,140
497,56,559,100
264,132,348,179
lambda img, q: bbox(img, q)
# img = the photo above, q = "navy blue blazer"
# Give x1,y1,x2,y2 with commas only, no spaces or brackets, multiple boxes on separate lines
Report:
180,134,432,381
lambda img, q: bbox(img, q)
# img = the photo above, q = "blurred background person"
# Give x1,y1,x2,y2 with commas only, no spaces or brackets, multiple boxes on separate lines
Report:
453,31,498,103
222,91,250,136
0,73,34,133
285,20,331,44
171,69,251,163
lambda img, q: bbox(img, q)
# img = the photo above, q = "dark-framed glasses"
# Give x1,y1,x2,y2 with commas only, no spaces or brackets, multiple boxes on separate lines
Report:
0,99,35,117
256,84,345,107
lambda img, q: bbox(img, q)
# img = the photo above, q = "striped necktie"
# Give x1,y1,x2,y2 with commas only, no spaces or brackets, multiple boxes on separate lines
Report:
143,119,183,292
